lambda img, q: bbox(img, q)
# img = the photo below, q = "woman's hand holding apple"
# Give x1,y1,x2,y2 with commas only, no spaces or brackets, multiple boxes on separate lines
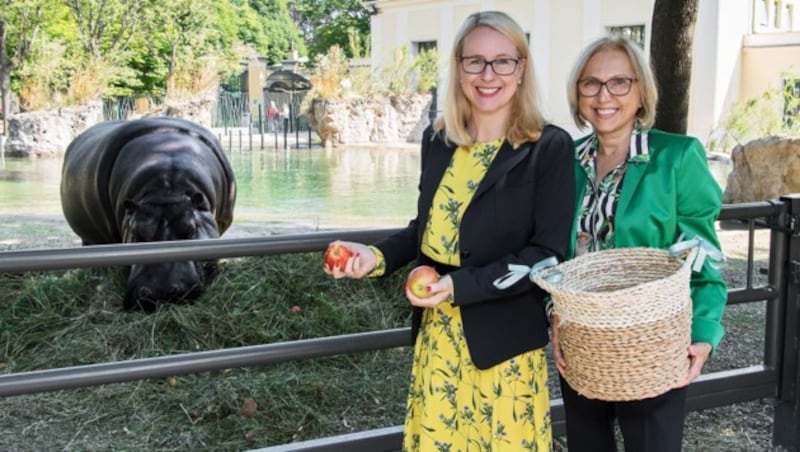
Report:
405,267,453,308
322,241,377,279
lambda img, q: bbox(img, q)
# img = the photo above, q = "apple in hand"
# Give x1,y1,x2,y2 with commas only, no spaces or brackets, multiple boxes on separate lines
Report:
406,265,440,298
324,243,353,271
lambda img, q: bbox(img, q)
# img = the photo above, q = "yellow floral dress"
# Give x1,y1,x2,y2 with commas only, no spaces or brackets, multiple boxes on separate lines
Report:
402,138,552,452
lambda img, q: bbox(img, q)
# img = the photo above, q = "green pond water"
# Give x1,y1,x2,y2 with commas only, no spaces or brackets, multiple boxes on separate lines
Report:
0,146,731,231
0,146,421,230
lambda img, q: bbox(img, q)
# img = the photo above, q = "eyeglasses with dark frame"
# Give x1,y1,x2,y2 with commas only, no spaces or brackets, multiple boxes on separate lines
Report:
459,56,521,76
578,77,638,97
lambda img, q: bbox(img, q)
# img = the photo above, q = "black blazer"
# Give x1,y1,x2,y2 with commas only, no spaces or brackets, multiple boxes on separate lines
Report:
374,124,576,369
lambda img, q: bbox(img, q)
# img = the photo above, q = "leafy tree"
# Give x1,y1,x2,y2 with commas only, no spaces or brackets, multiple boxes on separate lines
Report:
293,0,369,59
145,0,217,98
0,0,62,130
63,0,154,101
248,0,305,64
650,0,699,134
110,0,256,98
65,0,150,63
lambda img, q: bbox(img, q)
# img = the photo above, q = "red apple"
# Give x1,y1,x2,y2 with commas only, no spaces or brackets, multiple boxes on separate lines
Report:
240,397,257,418
324,243,353,271
406,265,440,298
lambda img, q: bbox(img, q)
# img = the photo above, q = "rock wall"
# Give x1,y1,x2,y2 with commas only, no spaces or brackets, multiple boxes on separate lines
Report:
723,136,800,203
133,96,215,130
4,102,103,158
2,97,216,158
307,93,432,148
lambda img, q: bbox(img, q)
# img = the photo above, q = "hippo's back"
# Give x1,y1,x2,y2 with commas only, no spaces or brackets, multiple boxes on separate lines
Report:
60,117,235,245
61,120,128,244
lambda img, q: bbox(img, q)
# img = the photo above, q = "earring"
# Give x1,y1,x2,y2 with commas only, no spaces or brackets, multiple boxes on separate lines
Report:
518,79,522,85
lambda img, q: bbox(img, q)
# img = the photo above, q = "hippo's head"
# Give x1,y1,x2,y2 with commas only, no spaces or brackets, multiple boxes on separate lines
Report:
120,191,221,311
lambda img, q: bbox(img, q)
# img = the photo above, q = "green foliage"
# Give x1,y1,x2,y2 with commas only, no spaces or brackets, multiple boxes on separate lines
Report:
304,45,351,101
3,0,304,105
248,0,306,64
413,48,439,93
709,73,800,153
380,45,440,96
294,0,370,59
303,44,438,110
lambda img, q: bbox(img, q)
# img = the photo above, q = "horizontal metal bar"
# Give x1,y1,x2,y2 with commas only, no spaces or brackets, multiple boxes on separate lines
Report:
0,328,412,397
0,228,401,273
727,286,778,304
687,365,778,410
253,367,775,451
719,201,784,221
251,426,404,452
0,202,783,275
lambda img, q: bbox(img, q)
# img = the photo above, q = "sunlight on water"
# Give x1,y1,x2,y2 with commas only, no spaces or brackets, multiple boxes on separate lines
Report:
0,146,421,229
0,147,732,230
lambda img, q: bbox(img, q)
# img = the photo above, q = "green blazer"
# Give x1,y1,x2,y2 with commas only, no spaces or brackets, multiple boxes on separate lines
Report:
573,128,727,352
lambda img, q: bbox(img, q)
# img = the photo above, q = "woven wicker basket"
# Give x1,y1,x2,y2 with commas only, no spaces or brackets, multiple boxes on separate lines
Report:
531,247,693,401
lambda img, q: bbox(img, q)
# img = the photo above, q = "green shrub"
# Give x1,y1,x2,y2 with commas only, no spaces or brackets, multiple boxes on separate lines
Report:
709,72,800,153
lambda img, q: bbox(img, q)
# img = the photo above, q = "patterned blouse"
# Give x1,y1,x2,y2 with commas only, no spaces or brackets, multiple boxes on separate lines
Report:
576,131,651,256
420,138,503,266
368,138,503,276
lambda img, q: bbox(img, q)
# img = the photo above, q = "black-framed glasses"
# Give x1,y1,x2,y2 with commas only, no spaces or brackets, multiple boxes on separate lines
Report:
578,77,637,96
459,56,520,75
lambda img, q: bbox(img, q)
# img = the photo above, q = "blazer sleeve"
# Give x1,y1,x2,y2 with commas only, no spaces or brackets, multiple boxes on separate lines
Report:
676,137,728,353
450,126,576,306
370,126,433,274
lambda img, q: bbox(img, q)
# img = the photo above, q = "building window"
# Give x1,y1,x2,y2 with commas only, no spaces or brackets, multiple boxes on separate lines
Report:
763,0,771,25
609,25,645,49
414,41,437,56
784,77,800,128
784,3,794,29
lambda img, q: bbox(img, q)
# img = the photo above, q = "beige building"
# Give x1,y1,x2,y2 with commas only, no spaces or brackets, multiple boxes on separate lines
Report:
367,0,800,143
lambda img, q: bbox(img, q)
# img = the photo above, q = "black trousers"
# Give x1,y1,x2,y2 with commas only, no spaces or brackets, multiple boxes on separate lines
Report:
560,377,688,452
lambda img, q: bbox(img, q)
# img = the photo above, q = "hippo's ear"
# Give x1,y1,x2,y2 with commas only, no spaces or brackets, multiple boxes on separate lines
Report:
190,192,209,211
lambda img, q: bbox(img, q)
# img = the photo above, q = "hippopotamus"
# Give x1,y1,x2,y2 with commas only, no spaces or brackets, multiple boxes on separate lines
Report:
60,117,236,311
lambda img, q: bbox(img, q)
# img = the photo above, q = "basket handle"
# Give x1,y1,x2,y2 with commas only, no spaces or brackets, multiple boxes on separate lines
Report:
668,234,726,272
493,256,562,290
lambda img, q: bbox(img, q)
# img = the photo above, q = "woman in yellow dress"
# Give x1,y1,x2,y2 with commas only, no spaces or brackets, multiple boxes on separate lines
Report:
324,10,575,451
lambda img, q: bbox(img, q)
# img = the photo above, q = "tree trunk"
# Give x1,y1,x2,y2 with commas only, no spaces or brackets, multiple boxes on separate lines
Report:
650,0,699,134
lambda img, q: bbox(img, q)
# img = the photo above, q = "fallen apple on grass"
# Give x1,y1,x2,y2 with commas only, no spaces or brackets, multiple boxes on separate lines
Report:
406,265,440,298
324,243,353,271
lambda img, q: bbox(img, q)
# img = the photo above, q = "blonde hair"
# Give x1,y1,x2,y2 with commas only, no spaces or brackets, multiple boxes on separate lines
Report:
433,10,545,148
567,36,658,130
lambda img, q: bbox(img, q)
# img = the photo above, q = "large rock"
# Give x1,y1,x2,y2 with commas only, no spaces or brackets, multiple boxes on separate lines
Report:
307,93,432,148
4,102,103,158
723,136,800,203
134,96,215,130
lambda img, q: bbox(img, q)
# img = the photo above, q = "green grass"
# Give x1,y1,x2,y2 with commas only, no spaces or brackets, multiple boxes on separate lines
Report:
0,246,775,451
0,253,413,451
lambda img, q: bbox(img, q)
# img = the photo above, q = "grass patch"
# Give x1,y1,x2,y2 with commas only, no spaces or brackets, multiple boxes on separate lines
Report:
0,253,412,450
0,238,776,450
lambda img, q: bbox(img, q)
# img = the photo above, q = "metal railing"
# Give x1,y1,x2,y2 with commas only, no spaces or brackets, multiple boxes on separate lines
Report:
1,197,799,451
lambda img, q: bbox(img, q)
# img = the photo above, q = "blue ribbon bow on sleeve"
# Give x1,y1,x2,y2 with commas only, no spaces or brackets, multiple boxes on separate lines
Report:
493,256,562,290
667,233,726,272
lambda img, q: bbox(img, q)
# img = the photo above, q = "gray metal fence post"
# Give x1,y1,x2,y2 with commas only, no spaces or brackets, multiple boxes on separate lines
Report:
774,193,800,450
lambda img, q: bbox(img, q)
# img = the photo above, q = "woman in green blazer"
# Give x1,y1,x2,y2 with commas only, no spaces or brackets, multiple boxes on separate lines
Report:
552,36,727,451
